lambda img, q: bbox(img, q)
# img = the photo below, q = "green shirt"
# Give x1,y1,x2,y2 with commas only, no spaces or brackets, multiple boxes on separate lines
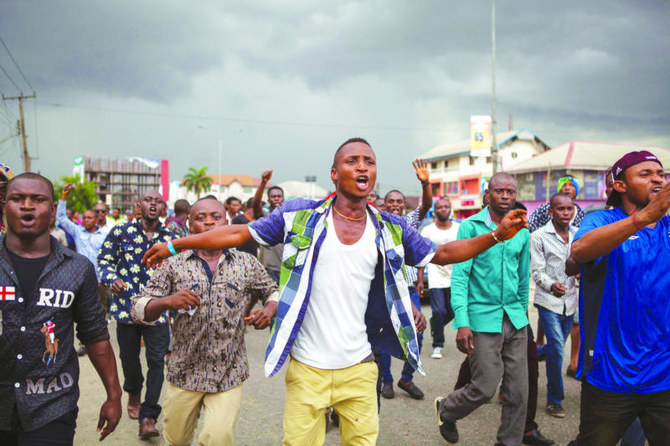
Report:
451,207,530,333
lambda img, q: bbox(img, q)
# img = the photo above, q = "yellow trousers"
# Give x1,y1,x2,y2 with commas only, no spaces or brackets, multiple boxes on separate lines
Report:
163,382,242,446
283,359,379,446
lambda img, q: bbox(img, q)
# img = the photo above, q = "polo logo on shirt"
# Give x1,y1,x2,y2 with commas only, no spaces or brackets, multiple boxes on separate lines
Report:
37,288,75,308
0,286,15,301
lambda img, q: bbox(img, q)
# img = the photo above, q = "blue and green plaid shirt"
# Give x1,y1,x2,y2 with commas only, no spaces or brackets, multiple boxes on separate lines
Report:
248,196,437,377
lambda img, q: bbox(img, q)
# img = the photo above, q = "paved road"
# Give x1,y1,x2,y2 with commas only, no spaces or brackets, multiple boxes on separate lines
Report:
74,305,582,445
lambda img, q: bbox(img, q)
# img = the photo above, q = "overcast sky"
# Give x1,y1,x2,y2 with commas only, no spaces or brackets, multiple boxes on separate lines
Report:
1,0,668,195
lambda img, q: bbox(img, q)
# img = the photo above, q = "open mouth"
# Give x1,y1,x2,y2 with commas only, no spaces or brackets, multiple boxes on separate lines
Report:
149,206,157,213
356,176,369,191
20,214,36,225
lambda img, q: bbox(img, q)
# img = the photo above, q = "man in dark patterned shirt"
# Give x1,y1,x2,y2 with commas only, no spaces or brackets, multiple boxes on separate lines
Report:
0,173,121,445
131,196,278,446
97,190,174,439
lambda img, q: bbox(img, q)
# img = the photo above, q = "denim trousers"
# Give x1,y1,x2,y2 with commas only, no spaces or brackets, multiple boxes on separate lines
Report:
379,287,423,384
536,305,573,406
117,323,170,422
429,287,454,348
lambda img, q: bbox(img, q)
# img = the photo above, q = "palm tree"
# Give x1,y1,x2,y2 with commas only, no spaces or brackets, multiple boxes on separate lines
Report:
182,166,213,198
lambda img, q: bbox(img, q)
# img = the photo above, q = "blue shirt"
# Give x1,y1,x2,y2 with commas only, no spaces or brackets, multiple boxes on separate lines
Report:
574,208,670,393
97,220,174,324
56,200,107,281
248,196,436,377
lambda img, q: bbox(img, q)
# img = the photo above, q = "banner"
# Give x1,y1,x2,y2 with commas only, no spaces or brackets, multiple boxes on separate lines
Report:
470,115,492,157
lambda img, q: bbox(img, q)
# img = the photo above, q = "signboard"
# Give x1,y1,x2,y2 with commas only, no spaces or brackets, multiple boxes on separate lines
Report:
72,156,85,183
470,115,492,157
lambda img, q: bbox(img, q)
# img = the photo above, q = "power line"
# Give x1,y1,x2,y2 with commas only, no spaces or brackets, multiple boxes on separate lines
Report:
0,37,35,93
37,101,447,133
0,61,21,92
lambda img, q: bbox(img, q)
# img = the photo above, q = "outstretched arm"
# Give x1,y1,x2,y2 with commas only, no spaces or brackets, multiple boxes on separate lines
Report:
413,158,432,220
144,224,253,268
252,170,272,219
431,209,527,265
571,182,670,263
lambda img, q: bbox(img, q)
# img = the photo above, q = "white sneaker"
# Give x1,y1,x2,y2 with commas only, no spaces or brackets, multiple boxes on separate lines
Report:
431,347,443,359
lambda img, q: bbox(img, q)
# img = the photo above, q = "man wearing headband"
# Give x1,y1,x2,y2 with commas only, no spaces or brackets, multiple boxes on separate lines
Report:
528,176,585,233
567,150,670,445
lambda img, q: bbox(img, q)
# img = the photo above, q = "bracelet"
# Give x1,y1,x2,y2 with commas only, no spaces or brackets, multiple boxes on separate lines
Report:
421,181,430,188
491,231,503,244
167,240,178,256
631,212,644,231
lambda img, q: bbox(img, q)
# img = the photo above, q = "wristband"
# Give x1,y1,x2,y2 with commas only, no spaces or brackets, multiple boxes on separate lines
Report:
421,181,430,188
167,240,178,256
491,231,503,244
631,212,644,231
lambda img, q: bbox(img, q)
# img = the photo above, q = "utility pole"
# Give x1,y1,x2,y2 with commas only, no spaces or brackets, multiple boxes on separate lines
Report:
2,92,36,172
490,0,498,174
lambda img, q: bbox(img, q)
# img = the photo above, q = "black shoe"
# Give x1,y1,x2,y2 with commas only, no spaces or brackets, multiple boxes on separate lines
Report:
381,382,395,399
398,380,424,400
546,403,566,418
522,429,555,445
434,397,458,443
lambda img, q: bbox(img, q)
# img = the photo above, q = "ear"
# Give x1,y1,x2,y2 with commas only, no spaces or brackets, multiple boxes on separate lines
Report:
612,180,626,194
330,166,338,185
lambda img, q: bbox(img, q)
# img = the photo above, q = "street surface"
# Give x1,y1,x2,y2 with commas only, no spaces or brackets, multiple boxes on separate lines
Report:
75,305,582,445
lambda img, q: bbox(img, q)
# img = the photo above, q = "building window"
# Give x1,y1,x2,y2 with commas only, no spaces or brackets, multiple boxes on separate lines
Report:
431,162,438,170
486,156,492,164
469,156,476,166
243,187,253,194
511,151,518,159
444,160,449,169
445,181,458,196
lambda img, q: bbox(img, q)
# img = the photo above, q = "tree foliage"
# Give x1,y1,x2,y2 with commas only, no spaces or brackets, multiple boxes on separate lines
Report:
182,166,213,198
53,174,99,214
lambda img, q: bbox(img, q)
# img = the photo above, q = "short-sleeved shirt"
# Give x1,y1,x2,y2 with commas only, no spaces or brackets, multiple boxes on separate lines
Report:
0,237,109,431
574,208,670,393
248,196,436,377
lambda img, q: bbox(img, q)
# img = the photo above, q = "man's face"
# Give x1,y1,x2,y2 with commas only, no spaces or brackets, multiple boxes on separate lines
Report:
268,189,284,210
189,199,227,234
615,161,666,207
3,178,55,239
486,177,517,215
82,210,97,231
226,200,241,216
384,191,406,215
559,180,577,200
139,191,164,222
112,208,120,219
331,142,377,199
374,197,385,211
548,196,574,227
367,190,378,202
94,204,108,225
605,173,614,198
434,199,451,222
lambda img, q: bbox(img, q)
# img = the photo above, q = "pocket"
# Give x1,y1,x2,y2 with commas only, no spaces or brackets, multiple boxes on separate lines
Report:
282,234,311,270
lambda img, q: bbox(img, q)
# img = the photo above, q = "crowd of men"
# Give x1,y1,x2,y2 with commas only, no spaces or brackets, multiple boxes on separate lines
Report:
0,142,668,446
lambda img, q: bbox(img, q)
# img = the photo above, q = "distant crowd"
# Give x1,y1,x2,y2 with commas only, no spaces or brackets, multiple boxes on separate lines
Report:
0,142,668,446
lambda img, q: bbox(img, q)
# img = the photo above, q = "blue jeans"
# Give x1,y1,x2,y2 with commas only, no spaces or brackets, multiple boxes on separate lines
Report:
379,287,423,384
430,288,454,348
536,305,573,406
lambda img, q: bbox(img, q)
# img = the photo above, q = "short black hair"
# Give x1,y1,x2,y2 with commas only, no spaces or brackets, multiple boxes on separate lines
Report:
173,199,190,214
332,137,372,168
267,185,284,196
384,189,406,202
225,196,241,205
550,193,573,208
245,197,254,208
6,172,54,200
